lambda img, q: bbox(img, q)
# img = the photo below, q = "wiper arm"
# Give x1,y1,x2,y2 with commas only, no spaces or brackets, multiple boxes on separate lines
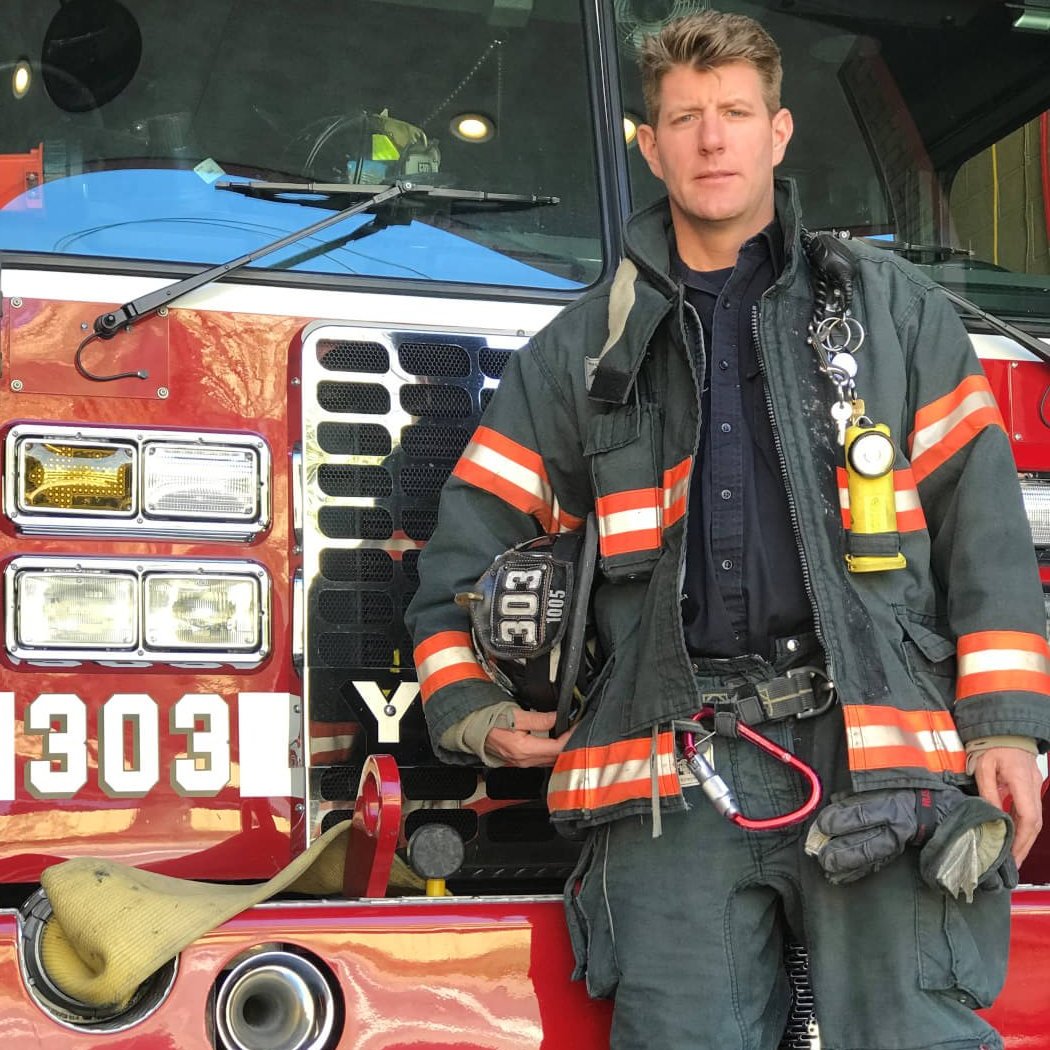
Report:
938,286,1050,364
214,179,559,211
93,181,406,338
861,237,974,263
91,180,558,340
862,237,1049,362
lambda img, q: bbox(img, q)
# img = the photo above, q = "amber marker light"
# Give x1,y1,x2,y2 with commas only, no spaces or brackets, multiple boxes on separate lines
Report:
20,442,135,514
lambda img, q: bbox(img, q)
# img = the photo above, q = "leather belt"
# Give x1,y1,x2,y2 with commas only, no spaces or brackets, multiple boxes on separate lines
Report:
700,665,836,735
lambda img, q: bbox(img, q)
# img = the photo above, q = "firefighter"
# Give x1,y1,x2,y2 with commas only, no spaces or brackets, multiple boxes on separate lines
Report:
406,11,1048,1049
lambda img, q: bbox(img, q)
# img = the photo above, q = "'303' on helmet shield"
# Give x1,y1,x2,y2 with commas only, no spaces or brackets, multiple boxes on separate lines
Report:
456,515,598,735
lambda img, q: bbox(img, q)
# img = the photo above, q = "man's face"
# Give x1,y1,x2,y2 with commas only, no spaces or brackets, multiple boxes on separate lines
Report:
637,61,793,238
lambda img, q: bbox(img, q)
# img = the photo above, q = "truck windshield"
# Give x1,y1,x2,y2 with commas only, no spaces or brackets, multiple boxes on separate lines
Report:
0,0,603,289
616,0,1050,324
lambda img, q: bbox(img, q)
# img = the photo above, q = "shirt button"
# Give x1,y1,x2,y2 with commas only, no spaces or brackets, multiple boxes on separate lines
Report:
719,360,729,371
721,488,732,500
720,423,731,433
721,559,733,571
722,298,732,309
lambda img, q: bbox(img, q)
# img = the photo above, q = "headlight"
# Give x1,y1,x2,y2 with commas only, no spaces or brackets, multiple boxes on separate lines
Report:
144,574,261,650
5,558,270,666
16,571,137,649
143,444,260,520
1020,477,1050,547
5,426,270,540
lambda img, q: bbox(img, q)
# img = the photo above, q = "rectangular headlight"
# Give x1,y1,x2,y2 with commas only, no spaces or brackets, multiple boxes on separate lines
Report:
144,574,261,650
16,570,137,648
5,557,270,666
1020,477,1050,546
5,426,270,540
143,444,259,520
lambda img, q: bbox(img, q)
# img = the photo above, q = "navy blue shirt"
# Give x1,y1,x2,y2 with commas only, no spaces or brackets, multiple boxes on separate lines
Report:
676,223,813,658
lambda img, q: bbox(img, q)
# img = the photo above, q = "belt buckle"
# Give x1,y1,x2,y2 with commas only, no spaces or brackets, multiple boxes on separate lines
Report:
786,665,836,719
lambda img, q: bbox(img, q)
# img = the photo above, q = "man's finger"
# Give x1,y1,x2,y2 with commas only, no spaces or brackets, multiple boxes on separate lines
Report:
973,758,1001,810
1009,766,1044,866
485,726,566,768
514,709,558,733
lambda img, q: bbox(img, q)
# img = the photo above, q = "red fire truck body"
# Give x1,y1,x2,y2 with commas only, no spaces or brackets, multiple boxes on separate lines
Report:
1,0,1049,1046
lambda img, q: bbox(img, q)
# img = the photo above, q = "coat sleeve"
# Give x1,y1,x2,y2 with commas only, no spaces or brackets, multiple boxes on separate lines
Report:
900,285,1050,748
404,339,591,762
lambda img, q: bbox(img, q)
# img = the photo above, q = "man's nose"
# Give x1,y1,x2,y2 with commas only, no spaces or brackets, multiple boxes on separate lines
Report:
696,116,725,152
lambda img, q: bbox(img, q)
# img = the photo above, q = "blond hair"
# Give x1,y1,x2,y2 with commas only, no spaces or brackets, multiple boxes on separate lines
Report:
638,10,783,122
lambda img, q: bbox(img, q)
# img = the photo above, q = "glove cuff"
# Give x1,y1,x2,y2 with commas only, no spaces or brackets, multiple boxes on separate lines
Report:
919,796,1014,900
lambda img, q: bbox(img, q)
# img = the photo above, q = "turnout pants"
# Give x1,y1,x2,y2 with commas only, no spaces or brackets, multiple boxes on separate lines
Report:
564,653,1010,1050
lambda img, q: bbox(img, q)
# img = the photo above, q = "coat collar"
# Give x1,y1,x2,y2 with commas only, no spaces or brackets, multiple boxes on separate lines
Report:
586,177,804,405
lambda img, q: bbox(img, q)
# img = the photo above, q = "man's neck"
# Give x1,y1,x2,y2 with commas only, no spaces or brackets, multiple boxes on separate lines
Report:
671,204,775,273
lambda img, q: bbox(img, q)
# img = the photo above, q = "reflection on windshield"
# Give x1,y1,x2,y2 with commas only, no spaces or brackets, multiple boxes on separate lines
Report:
614,0,1050,321
0,0,602,288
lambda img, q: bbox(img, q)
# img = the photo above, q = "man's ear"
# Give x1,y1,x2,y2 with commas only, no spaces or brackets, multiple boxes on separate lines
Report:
771,107,793,166
636,123,664,182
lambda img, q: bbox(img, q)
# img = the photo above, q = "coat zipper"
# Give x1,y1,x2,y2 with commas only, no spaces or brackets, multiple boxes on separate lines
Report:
751,302,837,685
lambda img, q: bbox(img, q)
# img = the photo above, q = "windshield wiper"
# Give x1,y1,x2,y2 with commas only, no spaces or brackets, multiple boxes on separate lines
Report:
938,286,1050,364
214,179,560,211
861,237,975,263
861,237,1050,362
91,180,558,340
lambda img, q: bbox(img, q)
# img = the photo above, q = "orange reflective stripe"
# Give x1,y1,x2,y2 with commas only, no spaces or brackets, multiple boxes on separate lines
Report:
414,630,488,702
908,374,1004,483
843,705,966,774
596,487,661,557
662,457,691,527
835,467,927,532
596,456,694,558
453,426,583,533
956,630,1050,700
547,732,680,813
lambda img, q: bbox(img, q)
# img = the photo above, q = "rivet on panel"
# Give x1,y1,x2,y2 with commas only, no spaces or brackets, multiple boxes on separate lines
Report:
157,387,169,399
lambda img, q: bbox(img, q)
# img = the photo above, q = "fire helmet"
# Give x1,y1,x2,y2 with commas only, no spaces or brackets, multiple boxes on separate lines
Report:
455,515,599,735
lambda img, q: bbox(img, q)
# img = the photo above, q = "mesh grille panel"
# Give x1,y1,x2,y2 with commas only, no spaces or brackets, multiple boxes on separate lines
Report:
405,808,478,842
317,633,394,667
400,424,471,459
479,348,512,378
318,590,394,625
317,422,391,456
400,465,453,498
480,388,495,413
318,506,392,539
401,508,439,540
318,340,389,373
402,550,420,583
318,464,392,498
398,342,471,378
400,384,472,418
318,381,391,415
320,549,394,583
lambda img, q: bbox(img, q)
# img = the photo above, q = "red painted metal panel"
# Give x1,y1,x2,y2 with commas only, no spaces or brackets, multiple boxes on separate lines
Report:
0,297,309,882
0,892,1047,1048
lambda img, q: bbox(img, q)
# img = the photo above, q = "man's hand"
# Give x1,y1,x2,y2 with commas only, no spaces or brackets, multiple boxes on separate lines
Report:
484,710,574,768
972,747,1045,865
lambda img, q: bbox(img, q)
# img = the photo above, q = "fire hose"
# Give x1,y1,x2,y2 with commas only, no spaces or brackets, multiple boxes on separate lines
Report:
679,707,823,830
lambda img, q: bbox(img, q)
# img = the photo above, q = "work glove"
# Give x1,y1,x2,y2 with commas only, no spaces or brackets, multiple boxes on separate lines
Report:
804,786,1015,900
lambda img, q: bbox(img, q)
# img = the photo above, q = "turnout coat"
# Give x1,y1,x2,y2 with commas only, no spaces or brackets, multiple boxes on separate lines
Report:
405,179,1050,836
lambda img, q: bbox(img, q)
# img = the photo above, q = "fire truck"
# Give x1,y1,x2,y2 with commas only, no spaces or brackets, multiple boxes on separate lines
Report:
0,0,1048,1046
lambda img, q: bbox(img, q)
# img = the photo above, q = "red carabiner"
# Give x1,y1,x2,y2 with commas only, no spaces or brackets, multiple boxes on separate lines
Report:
680,707,822,831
